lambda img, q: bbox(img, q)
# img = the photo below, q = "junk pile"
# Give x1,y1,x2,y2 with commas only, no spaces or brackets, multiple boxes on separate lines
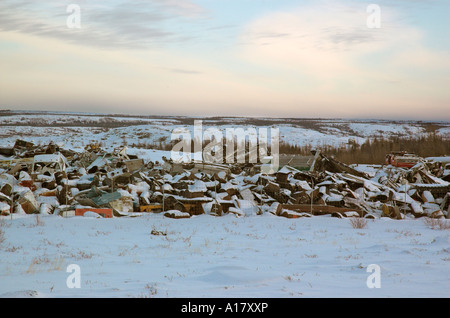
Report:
0,140,449,220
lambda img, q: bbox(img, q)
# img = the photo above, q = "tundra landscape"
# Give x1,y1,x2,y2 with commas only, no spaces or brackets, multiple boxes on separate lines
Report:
0,111,449,299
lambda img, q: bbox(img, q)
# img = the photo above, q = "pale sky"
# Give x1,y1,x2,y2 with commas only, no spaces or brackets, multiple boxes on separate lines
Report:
1,0,449,120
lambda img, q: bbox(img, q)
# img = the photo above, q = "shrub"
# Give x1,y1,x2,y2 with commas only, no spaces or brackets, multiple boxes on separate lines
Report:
423,217,450,230
350,217,368,229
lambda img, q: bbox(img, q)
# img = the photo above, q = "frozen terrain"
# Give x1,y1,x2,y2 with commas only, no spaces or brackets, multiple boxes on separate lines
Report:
1,111,449,152
0,212,449,298
0,111,449,299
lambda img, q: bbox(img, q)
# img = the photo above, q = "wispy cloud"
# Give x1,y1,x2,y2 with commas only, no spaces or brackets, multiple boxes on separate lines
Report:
236,0,450,119
0,0,448,120
0,0,209,49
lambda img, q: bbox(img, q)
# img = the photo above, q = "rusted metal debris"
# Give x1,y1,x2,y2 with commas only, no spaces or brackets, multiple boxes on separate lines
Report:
0,140,449,220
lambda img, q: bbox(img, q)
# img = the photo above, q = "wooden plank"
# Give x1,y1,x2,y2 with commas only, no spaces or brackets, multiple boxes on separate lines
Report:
139,204,162,212
75,208,113,218
280,204,363,216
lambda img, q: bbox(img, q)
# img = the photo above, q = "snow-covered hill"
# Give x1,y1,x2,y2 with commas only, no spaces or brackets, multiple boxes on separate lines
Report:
1,111,449,152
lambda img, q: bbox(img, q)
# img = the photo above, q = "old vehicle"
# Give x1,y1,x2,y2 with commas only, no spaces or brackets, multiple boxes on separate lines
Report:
31,152,67,175
385,151,422,168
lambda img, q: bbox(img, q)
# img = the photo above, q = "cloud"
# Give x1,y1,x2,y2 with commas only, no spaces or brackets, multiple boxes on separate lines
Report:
0,0,208,49
239,2,403,67
0,30,269,117
0,0,448,120
235,0,450,119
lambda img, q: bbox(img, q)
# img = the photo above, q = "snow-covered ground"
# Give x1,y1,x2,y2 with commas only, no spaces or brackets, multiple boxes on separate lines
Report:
1,111,449,151
0,111,449,299
0,213,449,298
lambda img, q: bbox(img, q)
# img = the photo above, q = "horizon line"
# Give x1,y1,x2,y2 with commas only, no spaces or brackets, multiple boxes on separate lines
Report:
1,109,448,123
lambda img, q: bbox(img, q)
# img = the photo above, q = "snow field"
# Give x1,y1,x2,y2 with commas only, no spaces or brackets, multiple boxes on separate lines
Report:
0,213,448,298
1,114,449,152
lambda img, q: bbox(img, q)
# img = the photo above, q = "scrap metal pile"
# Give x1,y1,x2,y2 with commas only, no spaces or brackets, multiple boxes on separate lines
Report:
1,140,449,220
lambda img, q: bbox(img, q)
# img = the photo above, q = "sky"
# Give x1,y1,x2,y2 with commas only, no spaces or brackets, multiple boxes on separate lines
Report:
0,0,449,120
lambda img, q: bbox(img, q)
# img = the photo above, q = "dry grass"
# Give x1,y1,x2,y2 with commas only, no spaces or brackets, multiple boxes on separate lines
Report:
0,225,4,245
26,255,64,273
26,214,44,228
137,283,158,298
0,218,10,245
349,217,368,229
423,217,450,230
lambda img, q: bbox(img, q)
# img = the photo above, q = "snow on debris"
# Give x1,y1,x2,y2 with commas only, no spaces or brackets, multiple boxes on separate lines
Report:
0,113,449,298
